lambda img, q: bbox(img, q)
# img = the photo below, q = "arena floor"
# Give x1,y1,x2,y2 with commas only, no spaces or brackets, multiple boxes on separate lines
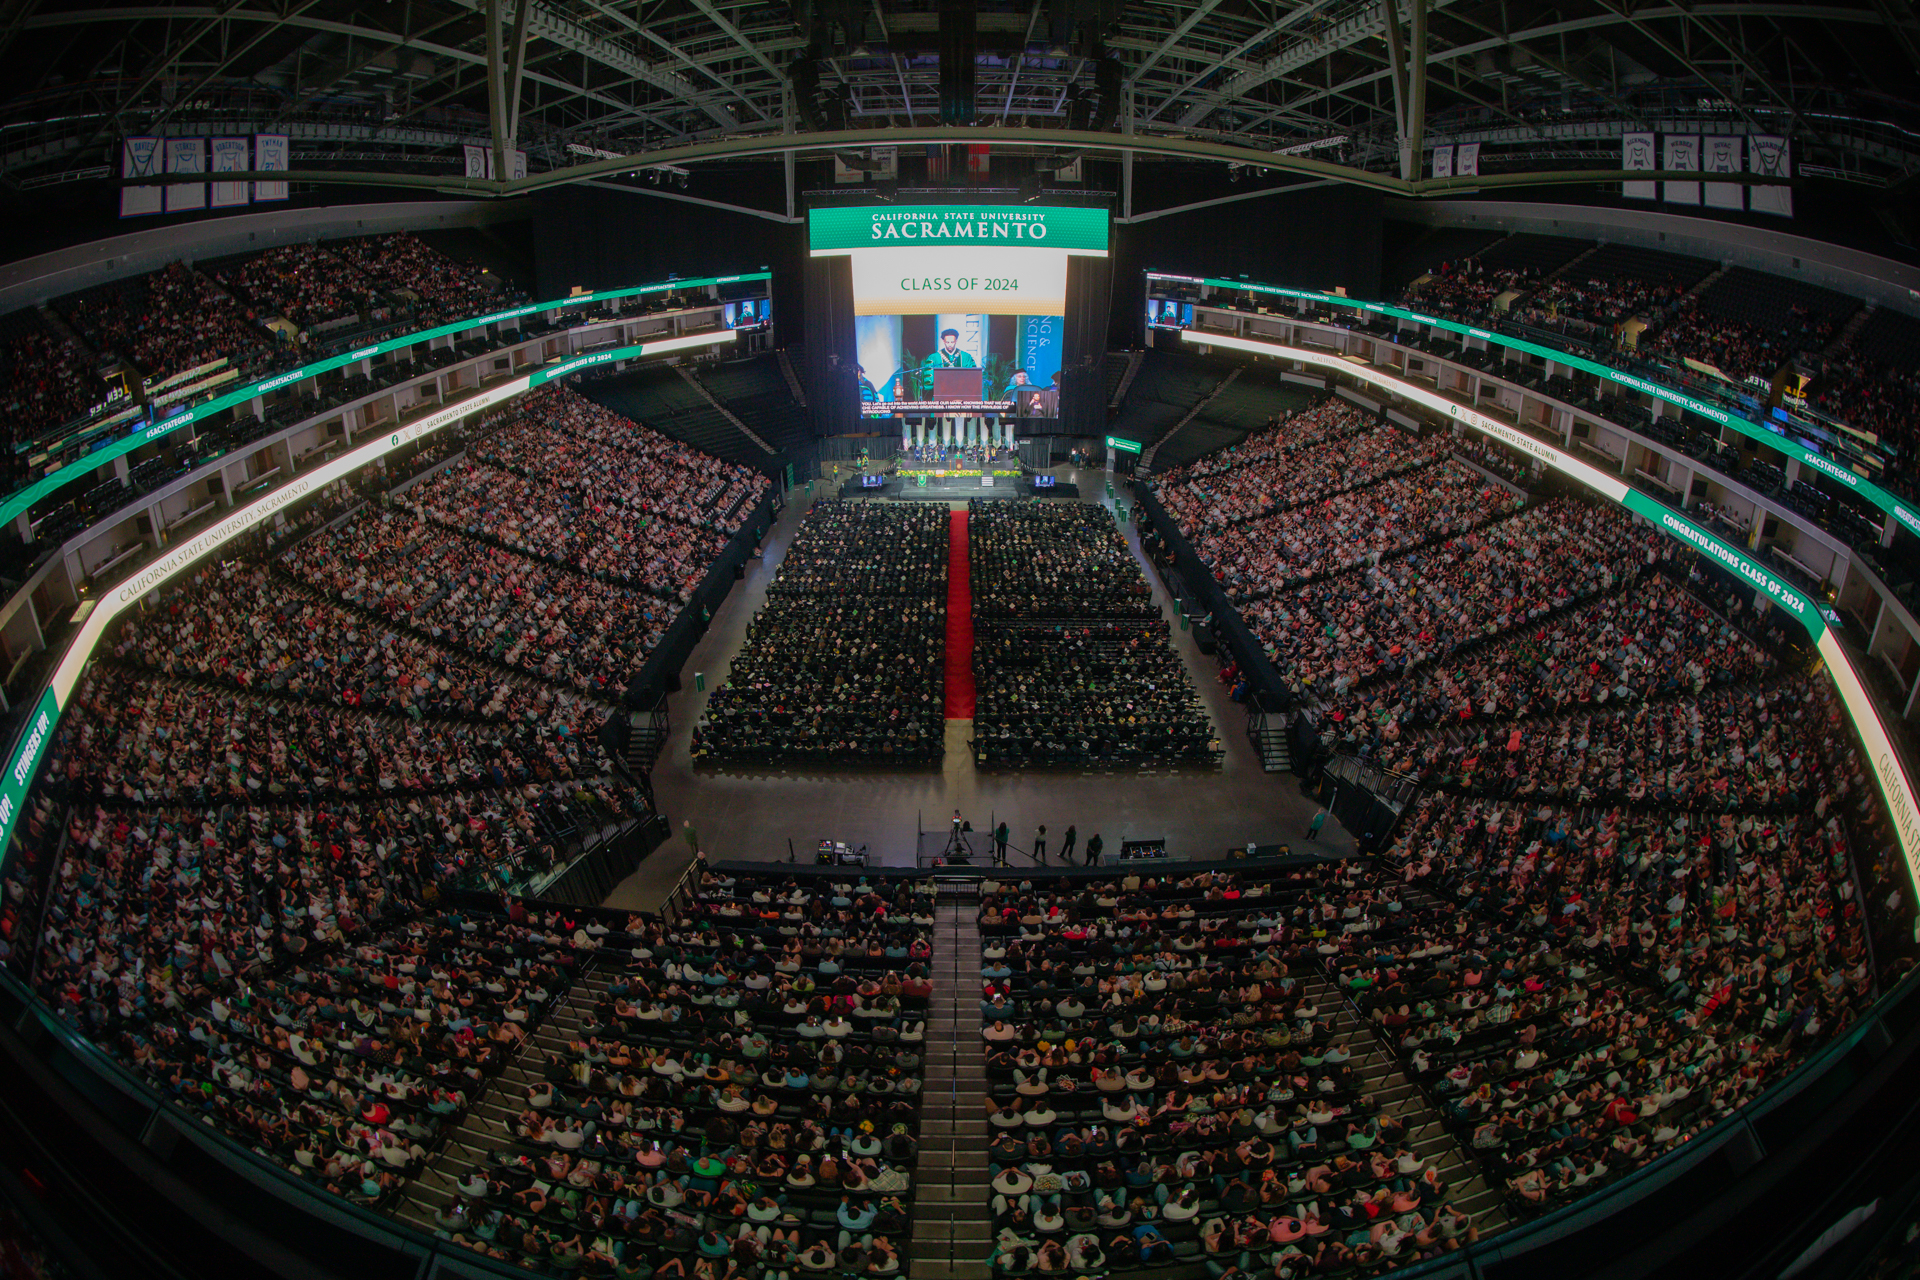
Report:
604,464,1351,912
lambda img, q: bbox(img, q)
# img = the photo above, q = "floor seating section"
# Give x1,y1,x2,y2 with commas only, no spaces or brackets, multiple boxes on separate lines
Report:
969,500,1220,769
694,502,947,765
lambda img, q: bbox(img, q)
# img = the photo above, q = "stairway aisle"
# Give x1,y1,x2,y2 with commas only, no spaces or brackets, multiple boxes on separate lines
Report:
1302,972,1513,1237
910,895,992,1279
391,961,611,1234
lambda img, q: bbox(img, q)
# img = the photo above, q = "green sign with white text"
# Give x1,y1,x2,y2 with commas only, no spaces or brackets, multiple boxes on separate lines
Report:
810,205,1110,255
1106,436,1142,454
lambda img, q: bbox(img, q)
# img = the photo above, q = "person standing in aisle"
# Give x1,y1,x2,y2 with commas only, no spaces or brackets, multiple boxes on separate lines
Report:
1304,809,1328,842
683,819,702,858
1033,825,1048,863
1059,825,1077,865
994,822,1010,866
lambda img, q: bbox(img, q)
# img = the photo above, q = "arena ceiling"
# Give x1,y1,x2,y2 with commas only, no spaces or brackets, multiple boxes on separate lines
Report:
0,0,1915,203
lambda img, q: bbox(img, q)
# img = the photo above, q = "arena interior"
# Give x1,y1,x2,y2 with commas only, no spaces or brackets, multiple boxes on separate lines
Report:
0,4,1917,1280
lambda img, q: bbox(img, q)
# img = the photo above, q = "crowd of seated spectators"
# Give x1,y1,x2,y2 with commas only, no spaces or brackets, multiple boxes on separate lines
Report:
435,867,932,1276
1,322,105,435
970,500,1217,769
110,560,558,722
1367,782,1883,1213
1514,273,1688,335
106,906,584,1208
695,503,946,765
283,510,672,699
67,261,278,386
1640,299,1834,384
335,232,512,323
1362,672,1868,814
1450,439,1534,491
1159,402,1395,524
1401,259,1539,323
1234,498,1669,702
45,666,611,805
402,391,764,605
1318,569,1775,744
219,243,385,331
977,865,1483,1275
1811,349,1920,468
1173,459,1523,598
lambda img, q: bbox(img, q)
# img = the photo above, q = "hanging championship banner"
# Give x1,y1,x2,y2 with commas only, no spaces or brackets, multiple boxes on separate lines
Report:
211,137,250,207
1431,145,1454,180
253,133,289,200
1622,131,1656,199
1456,142,1479,176
1663,134,1700,204
510,149,528,181
120,136,163,217
464,144,488,180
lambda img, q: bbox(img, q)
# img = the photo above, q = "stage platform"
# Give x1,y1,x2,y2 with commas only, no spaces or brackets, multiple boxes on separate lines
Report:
837,474,1082,501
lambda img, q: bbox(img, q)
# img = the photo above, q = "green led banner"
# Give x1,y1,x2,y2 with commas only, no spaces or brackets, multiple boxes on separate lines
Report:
1106,436,1142,454
0,271,770,530
810,205,1110,255
1619,491,1825,638
0,687,58,846
1151,272,1919,538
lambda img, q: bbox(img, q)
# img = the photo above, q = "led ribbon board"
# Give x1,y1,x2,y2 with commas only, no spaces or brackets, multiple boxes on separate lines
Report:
1150,273,1919,537
0,327,733,861
2,273,771,529
1195,328,1920,901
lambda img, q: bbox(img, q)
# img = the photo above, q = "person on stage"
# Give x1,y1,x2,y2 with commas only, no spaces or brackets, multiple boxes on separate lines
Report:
921,328,976,395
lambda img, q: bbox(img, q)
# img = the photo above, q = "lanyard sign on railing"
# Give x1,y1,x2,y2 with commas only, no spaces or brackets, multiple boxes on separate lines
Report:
0,327,735,864
1,272,771,530
1150,272,1920,538
1193,329,1919,899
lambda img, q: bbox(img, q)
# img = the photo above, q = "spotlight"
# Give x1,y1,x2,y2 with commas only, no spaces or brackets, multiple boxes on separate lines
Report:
675,172,688,189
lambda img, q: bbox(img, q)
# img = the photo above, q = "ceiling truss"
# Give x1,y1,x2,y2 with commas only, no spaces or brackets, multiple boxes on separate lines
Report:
0,0,1910,194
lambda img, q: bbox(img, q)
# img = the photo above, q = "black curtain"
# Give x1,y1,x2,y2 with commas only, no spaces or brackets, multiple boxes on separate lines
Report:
1111,183,1383,347
803,254,859,436
532,182,802,341
1050,252,1112,437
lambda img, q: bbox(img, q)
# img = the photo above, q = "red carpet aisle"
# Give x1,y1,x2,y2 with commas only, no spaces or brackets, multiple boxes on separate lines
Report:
944,507,976,719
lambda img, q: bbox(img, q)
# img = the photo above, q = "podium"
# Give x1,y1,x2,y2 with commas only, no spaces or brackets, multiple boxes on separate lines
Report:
931,367,983,402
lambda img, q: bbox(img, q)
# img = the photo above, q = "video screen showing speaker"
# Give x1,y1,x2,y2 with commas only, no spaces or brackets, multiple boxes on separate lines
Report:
854,314,1061,416
807,204,1108,419
1147,299,1193,330
725,299,770,329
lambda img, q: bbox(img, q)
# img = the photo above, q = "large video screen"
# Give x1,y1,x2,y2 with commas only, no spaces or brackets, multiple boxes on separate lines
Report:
1147,299,1193,330
808,204,1109,418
